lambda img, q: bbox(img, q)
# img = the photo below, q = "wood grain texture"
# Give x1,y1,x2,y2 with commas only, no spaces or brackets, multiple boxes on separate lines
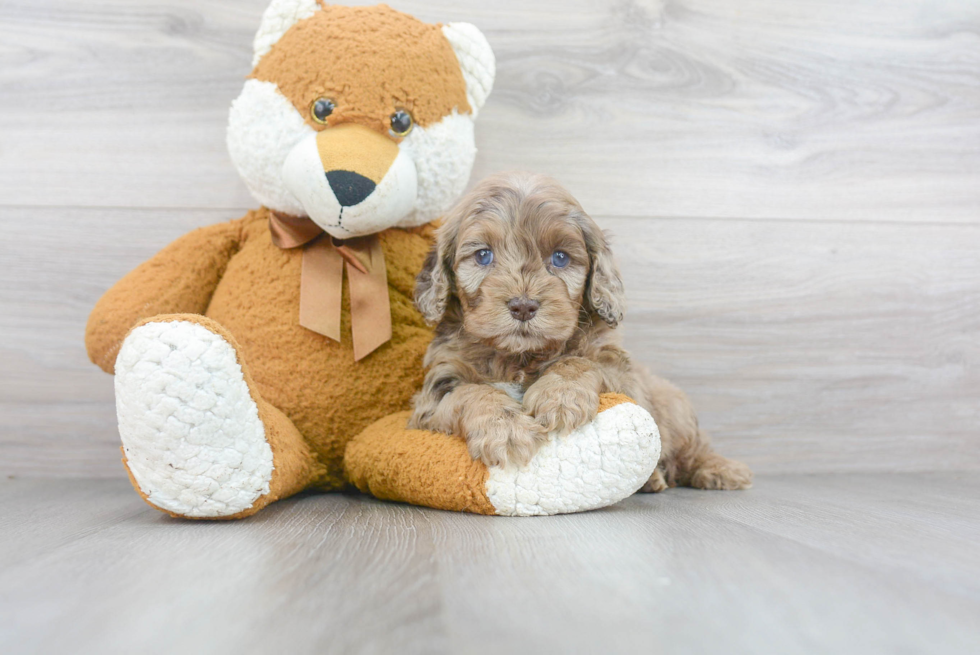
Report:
2,207,977,477
0,0,977,220
1,474,978,653
1,0,978,477
611,216,980,473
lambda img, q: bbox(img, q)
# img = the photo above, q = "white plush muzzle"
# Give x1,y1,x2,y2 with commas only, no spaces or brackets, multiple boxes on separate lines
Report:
281,132,418,239
227,10,495,235
227,80,481,238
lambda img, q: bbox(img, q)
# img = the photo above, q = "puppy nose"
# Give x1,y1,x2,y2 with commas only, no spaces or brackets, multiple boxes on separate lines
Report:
325,170,376,206
507,297,540,322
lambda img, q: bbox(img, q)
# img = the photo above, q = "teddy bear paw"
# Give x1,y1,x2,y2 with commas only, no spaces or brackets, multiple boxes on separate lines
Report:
114,320,274,518
483,398,661,516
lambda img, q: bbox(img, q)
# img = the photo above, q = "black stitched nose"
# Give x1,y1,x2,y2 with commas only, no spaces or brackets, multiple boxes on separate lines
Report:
507,297,540,322
325,170,376,207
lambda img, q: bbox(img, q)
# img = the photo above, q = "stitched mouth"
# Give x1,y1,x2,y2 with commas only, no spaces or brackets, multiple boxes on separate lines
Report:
318,208,352,234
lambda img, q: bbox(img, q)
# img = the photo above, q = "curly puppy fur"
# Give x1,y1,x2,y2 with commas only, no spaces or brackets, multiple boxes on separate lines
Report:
409,172,752,491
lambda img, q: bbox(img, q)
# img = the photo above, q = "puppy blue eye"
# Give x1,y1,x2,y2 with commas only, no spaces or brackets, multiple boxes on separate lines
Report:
475,249,494,266
551,250,569,268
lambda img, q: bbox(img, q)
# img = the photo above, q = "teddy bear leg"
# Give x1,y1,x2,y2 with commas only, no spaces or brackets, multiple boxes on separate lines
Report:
114,315,325,519
345,394,661,516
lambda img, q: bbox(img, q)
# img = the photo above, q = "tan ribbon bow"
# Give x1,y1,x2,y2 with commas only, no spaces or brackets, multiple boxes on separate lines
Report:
268,211,392,361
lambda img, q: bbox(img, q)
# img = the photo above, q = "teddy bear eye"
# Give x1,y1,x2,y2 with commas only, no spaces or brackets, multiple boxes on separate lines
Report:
311,98,335,124
551,250,569,268
475,249,494,266
390,109,414,136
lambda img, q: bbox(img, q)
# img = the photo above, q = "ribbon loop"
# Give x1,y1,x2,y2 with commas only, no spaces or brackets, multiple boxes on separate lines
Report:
268,212,325,249
269,212,393,361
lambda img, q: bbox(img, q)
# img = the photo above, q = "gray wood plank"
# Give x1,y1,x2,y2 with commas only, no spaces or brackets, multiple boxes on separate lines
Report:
2,207,978,477
0,474,978,654
0,478,148,569
697,472,980,598
611,216,980,473
0,0,978,221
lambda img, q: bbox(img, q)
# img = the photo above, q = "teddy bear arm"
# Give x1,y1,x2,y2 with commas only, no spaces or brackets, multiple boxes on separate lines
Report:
345,394,662,516
85,219,243,374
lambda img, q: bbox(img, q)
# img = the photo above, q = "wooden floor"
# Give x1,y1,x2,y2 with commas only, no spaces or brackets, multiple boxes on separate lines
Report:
1,473,978,654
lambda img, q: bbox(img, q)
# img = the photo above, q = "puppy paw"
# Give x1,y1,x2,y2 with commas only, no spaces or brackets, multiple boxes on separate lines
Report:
690,456,754,490
638,469,668,493
465,407,548,468
523,376,599,436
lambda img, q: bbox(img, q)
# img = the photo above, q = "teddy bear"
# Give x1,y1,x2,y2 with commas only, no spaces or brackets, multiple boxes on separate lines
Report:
84,0,661,519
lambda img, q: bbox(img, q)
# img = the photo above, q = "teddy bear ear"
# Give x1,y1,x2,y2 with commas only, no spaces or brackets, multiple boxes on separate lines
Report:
251,0,321,68
442,23,496,117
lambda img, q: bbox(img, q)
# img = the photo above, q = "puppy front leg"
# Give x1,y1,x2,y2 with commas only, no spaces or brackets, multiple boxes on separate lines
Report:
523,357,604,435
418,384,547,467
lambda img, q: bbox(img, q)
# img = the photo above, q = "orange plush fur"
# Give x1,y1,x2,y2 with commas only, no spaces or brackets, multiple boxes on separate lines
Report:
86,5,472,515
87,210,436,495
86,4,663,519
252,5,471,133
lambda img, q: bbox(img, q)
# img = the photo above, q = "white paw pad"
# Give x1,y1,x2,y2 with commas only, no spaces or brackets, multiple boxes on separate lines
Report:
485,403,661,516
114,321,274,518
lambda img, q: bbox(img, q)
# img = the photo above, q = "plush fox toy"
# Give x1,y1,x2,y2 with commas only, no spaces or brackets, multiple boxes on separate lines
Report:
85,1,661,519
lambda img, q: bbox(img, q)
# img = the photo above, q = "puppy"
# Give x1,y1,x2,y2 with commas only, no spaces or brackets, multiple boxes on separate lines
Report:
409,172,752,492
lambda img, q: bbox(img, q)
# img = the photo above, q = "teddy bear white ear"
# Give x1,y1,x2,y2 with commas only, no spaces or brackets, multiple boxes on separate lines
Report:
252,0,320,68
442,23,496,117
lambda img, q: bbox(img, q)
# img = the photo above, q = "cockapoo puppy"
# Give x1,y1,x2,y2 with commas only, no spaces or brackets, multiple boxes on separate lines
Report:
409,172,752,492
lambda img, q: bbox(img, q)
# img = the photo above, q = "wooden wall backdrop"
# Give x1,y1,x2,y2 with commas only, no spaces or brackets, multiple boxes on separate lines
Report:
1,0,978,477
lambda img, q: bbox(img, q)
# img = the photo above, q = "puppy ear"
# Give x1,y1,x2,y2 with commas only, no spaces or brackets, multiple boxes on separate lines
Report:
414,224,457,325
578,213,626,327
